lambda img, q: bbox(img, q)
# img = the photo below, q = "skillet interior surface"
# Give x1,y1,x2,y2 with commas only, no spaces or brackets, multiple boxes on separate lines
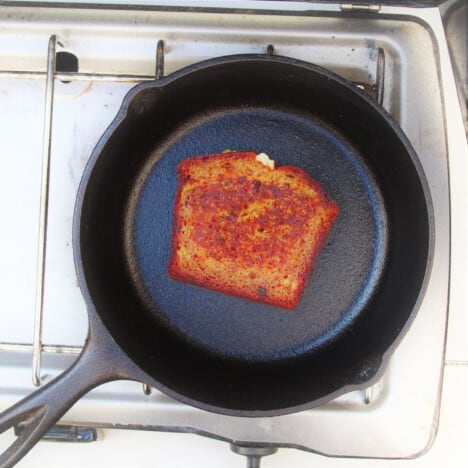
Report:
78,56,430,412
126,107,386,360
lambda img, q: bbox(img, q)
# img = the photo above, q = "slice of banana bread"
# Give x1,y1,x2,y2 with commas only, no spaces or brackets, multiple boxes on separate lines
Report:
168,151,339,310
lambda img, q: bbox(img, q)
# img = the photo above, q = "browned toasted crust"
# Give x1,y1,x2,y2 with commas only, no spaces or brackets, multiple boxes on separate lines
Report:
168,152,339,310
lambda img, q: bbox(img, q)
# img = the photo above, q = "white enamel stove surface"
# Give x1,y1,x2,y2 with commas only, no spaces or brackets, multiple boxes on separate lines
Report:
0,1,466,467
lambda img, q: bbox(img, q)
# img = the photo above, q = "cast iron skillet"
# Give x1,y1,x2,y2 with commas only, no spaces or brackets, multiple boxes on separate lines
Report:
0,55,433,467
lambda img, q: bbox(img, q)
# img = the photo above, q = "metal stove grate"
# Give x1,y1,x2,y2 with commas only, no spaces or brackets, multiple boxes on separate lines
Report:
0,34,385,403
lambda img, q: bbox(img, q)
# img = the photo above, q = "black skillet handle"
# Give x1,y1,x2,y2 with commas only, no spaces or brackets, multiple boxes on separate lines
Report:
0,329,131,468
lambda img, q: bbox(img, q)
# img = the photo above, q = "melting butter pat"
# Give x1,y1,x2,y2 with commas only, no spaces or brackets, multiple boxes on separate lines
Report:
255,153,275,170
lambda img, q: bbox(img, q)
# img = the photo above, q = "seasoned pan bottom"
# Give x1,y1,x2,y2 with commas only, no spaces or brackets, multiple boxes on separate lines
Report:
126,107,387,361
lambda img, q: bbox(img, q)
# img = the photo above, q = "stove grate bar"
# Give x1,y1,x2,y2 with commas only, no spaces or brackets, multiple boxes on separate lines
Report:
31,34,58,388
0,70,154,82
0,342,82,355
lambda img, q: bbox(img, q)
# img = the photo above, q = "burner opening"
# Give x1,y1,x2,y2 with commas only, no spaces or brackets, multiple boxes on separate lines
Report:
56,51,78,83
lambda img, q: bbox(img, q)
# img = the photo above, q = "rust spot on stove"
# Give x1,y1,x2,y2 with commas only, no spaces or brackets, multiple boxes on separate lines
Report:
76,81,94,98
59,81,94,100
